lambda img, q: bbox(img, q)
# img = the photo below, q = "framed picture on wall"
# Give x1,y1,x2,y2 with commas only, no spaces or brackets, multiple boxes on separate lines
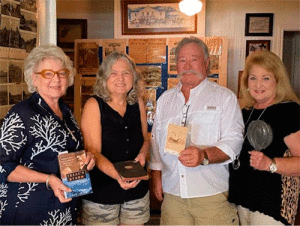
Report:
246,40,271,58
57,19,87,49
245,13,274,36
121,0,198,35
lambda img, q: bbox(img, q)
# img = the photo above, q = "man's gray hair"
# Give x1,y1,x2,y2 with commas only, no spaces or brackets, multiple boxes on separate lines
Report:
175,36,210,74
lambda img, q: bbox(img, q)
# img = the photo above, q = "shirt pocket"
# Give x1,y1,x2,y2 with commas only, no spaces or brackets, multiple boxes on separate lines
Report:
189,110,221,146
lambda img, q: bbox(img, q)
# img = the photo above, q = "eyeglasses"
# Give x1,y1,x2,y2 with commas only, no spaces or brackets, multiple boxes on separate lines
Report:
181,104,190,127
36,69,70,79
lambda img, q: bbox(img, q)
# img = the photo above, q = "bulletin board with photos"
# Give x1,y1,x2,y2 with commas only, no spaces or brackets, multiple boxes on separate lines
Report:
73,36,228,126
0,0,38,126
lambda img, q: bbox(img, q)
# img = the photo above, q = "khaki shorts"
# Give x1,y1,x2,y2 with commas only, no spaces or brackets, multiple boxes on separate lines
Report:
81,192,150,225
161,192,239,225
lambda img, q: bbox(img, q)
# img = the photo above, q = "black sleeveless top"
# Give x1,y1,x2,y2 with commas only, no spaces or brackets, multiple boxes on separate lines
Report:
229,102,300,225
84,96,148,204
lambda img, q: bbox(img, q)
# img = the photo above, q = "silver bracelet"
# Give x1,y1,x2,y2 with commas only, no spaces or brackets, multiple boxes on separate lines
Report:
46,174,54,190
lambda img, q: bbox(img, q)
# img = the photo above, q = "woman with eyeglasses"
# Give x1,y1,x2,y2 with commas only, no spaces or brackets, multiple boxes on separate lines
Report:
0,45,95,225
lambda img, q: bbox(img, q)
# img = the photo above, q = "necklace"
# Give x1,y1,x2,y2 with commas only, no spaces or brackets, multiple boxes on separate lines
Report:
232,107,268,170
244,107,267,128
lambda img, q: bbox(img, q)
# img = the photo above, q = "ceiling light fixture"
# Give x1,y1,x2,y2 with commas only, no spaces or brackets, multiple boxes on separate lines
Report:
179,0,203,16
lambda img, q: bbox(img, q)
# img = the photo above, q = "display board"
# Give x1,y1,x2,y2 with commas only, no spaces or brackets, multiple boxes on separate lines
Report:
0,0,38,126
74,37,228,127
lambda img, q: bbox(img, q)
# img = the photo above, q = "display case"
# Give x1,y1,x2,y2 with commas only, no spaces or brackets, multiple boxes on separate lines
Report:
74,37,228,126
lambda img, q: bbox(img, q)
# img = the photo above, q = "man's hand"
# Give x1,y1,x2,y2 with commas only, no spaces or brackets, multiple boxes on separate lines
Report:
178,146,204,167
151,170,163,201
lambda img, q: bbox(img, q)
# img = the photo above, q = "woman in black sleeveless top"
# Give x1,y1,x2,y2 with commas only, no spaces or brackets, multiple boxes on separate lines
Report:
229,51,300,225
80,52,150,225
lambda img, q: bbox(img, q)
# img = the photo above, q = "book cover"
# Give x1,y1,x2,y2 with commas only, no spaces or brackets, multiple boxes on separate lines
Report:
58,150,93,199
114,160,149,182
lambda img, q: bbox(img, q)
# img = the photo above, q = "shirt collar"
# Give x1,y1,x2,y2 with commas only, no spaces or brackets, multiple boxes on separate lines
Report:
30,92,70,119
175,78,208,101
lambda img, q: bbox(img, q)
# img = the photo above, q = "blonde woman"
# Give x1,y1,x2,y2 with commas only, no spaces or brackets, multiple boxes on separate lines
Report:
229,51,300,225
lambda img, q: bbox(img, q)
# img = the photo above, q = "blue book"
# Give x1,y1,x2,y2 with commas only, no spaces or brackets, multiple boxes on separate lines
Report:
58,150,93,199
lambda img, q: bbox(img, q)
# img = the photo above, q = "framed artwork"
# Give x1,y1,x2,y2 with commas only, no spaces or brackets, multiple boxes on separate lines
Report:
57,19,87,48
102,39,127,59
246,40,271,57
76,41,99,75
137,65,162,88
121,0,197,35
245,13,274,36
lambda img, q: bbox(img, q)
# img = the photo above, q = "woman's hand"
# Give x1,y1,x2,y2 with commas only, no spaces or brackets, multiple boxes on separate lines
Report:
249,150,272,171
135,152,147,167
284,130,300,157
117,177,141,190
48,174,72,203
85,151,95,171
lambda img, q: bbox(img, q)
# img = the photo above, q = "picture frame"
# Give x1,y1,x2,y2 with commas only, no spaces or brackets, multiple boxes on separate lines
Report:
245,13,273,36
121,0,198,35
246,40,271,58
57,19,87,49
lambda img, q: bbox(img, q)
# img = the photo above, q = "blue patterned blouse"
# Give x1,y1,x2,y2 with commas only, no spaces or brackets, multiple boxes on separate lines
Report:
0,92,83,225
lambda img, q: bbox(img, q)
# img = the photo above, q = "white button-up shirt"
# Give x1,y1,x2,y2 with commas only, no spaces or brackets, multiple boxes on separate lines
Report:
149,79,244,198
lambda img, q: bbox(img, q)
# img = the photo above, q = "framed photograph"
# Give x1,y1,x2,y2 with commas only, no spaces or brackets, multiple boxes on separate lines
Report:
246,40,271,57
57,19,87,48
245,13,273,36
121,0,197,35
76,41,99,75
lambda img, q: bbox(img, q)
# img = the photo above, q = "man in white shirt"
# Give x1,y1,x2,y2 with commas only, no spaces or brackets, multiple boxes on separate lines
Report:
149,36,244,225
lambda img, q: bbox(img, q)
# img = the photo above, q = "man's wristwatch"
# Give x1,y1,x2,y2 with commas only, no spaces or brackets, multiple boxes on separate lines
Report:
269,158,278,173
201,150,209,166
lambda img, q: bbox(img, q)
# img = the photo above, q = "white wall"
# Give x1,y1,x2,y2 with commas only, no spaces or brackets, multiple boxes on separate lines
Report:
56,12,114,39
56,0,114,39
205,0,300,93
56,0,300,94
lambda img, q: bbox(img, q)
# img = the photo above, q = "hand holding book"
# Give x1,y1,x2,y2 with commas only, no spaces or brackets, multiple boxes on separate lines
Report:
114,160,149,182
58,150,93,199
46,173,73,203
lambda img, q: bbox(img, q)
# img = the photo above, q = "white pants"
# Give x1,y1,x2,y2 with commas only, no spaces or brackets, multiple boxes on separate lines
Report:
237,205,284,225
